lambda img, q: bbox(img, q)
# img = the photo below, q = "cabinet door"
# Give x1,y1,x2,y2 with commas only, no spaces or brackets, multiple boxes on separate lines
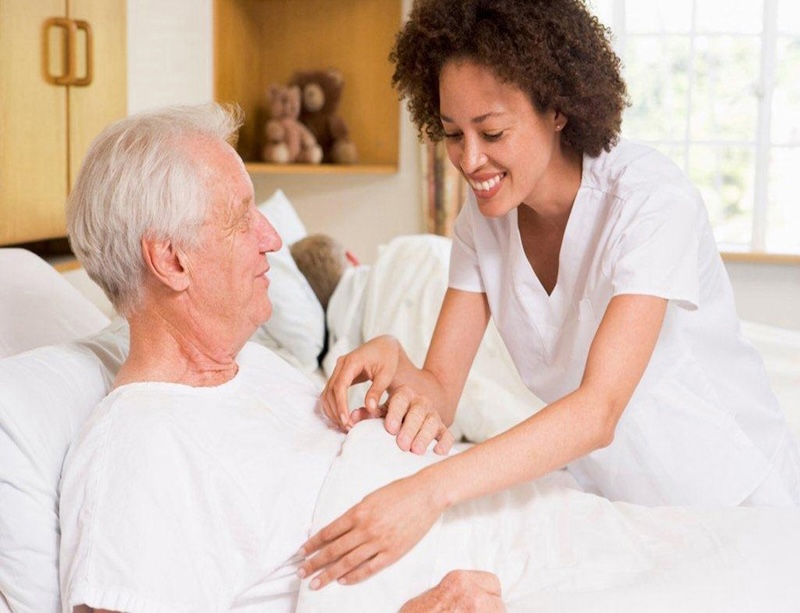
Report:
0,0,70,245
68,0,126,188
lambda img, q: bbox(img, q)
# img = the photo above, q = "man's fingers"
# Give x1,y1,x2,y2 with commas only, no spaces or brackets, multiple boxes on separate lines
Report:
465,570,503,596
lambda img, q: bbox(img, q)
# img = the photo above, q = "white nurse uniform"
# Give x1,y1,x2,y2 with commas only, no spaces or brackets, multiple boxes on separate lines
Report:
449,139,800,507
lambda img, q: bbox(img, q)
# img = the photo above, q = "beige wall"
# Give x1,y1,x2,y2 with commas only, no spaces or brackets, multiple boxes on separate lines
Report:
127,0,423,265
127,0,799,330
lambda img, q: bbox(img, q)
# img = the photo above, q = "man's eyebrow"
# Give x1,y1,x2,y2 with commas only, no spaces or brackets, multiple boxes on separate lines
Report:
440,111,505,124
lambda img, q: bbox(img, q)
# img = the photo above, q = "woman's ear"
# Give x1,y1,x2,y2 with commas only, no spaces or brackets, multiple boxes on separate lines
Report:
554,110,567,132
141,236,191,292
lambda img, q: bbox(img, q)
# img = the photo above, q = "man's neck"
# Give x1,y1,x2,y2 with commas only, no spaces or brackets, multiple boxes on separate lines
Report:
115,304,241,389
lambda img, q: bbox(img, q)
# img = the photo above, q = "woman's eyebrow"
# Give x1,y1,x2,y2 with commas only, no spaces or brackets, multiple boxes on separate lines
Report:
440,111,506,124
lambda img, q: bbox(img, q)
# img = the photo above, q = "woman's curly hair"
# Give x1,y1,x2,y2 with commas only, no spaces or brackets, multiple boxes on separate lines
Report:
390,0,629,157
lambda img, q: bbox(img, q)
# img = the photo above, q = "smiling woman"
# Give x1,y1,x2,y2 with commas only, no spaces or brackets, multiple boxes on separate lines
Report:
299,0,800,592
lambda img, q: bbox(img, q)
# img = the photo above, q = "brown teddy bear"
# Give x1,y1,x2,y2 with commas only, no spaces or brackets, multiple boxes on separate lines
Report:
290,69,358,164
261,83,323,164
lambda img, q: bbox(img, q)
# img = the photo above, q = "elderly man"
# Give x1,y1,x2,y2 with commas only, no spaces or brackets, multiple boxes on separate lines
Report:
58,104,501,612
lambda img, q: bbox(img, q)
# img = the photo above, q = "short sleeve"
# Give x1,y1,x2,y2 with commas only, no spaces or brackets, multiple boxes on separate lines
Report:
60,405,245,612
448,195,485,293
607,188,701,311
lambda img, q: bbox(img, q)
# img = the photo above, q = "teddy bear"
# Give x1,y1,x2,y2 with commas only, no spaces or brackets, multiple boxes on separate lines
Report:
261,83,323,164
290,69,358,164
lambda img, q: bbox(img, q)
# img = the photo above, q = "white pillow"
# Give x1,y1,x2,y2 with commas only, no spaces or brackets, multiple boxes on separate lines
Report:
0,249,111,359
0,320,129,612
255,190,325,373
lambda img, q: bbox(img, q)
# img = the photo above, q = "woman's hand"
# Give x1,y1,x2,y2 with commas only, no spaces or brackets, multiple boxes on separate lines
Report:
322,337,455,456
298,472,446,589
321,335,403,429
360,383,455,455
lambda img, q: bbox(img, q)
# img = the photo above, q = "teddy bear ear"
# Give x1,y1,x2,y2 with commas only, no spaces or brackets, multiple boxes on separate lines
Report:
326,68,343,87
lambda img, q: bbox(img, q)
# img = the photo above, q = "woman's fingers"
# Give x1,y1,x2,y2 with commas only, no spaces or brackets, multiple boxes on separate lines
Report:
433,426,455,455
308,543,382,590
321,336,402,429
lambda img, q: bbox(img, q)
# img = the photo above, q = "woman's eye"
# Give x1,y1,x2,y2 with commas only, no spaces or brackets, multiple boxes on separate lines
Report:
483,131,503,142
443,131,462,141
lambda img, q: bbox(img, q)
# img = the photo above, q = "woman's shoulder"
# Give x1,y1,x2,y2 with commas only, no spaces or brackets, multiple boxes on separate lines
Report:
582,140,703,220
583,140,694,197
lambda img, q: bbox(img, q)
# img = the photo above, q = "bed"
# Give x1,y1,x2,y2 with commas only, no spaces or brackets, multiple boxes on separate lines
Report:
1,190,799,612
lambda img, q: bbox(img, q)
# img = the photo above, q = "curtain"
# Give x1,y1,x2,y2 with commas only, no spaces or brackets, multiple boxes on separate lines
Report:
420,138,466,237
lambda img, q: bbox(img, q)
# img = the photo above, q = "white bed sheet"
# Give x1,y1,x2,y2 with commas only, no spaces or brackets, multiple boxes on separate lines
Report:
297,420,800,612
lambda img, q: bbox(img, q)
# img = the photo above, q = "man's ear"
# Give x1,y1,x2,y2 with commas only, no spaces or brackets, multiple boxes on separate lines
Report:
141,236,191,292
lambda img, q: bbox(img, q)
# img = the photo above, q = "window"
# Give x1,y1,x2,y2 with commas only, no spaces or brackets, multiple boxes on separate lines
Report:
590,0,800,256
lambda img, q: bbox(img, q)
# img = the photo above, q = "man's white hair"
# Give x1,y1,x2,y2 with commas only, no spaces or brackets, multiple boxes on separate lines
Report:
67,103,244,316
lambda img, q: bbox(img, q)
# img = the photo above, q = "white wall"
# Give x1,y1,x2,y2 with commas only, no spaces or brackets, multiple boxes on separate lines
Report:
127,0,799,330
726,262,800,331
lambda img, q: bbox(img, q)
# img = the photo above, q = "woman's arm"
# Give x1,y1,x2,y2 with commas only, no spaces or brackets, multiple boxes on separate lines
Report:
300,293,667,588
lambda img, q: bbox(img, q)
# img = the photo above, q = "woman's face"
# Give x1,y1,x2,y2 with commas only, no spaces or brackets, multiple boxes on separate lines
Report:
439,60,567,217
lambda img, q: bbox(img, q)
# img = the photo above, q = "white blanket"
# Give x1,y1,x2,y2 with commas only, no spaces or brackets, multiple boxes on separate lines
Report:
297,420,800,612
326,235,544,442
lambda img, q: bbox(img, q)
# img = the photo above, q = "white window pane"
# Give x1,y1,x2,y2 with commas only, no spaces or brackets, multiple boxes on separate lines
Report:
778,0,800,34
651,144,688,171
696,0,763,34
622,37,691,140
587,0,614,29
772,37,800,145
767,147,800,254
690,36,760,141
688,145,755,248
626,0,693,33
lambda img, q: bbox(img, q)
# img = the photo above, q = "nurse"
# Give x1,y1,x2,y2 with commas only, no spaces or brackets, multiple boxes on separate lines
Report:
298,0,800,591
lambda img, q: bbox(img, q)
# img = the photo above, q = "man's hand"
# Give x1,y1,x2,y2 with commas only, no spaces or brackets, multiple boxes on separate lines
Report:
400,570,504,613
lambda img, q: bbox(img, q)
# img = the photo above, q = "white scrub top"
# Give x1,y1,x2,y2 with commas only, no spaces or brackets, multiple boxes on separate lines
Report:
449,139,800,507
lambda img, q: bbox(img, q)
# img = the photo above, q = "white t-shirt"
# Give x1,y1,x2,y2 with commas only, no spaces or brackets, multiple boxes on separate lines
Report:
449,139,800,507
59,343,344,612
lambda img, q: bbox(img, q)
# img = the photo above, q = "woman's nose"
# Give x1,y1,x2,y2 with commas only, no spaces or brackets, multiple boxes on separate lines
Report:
459,135,487,173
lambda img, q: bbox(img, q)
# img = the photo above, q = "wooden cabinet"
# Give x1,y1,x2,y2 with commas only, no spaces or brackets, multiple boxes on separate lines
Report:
0,0,126,246
214,0,402,174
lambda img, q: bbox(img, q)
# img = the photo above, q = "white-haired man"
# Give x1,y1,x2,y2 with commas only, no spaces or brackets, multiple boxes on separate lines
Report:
58,104,500,612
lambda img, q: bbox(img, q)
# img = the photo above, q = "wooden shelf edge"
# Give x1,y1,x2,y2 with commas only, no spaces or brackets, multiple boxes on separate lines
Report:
244,162,399,176
721,251,800,265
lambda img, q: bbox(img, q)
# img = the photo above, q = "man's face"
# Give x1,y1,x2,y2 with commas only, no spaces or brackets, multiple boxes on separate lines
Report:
185,138,281,345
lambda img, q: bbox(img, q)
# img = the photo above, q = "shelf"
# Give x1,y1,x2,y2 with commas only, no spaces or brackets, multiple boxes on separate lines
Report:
721,252,800,265
214,0,402,174
244,162,399,175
